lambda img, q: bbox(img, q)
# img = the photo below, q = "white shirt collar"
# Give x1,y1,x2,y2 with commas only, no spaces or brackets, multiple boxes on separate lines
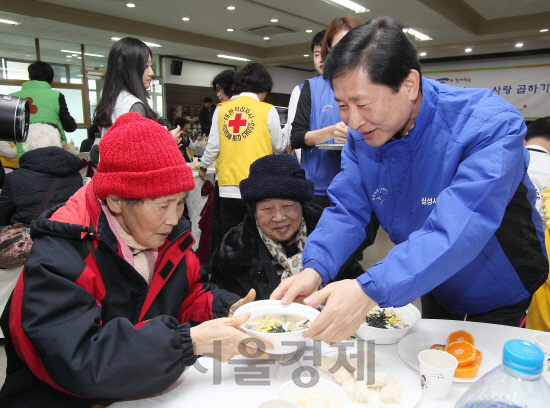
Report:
234,92,260,101
525,144,550,155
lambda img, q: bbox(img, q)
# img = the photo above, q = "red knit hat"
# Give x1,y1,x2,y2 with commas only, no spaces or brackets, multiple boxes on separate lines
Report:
93,112,194,200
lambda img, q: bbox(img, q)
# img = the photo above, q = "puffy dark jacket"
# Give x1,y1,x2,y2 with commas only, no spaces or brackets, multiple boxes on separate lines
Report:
0,146,83,226
210,204,377,300
0,160,5,189
0,182,239,407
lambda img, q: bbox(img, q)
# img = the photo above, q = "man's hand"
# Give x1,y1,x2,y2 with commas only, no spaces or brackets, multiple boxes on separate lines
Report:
228,289,256,317
270,268,323,305
190,313,273,362
302,279,376,343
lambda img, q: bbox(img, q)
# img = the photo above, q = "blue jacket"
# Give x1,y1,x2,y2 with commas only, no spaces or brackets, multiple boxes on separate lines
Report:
302,78,548,314
301,76,343,196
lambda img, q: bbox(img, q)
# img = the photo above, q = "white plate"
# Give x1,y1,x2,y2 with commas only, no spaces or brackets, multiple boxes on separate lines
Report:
320,349,422,408
397,331,498,383
316,143,344,150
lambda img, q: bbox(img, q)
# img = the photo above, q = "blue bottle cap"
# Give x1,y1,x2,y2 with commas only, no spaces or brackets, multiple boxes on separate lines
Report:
502,340,544,375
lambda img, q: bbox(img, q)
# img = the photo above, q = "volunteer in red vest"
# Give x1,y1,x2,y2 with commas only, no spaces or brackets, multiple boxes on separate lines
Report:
199,63,289,239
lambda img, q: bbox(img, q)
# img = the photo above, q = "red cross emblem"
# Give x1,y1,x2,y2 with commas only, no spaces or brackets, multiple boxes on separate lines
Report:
228,113,247,134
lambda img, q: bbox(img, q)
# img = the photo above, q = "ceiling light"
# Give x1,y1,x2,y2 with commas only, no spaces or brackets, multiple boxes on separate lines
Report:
66,55,72,58
111,37,121,41
77,57,82,59
61,50,104,58
227,6,236,10
217,54,250,61
0,19,20,25
126,2,135,8
516,43,523,47
322,0,368,13
66,59,71,62
227,28,234,32
419,52,426,57
304,54,309,57
263,37,270,40
403,28,432,41
540,29,548,32
182,17,190,21
465,48,472,52
271,19,278,22
306,29,313,33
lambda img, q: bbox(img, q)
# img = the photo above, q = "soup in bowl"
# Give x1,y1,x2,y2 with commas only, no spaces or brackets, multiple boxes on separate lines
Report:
234,300,320,354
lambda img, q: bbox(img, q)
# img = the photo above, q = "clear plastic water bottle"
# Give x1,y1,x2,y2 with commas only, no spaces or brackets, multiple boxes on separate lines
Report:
455,340,550,408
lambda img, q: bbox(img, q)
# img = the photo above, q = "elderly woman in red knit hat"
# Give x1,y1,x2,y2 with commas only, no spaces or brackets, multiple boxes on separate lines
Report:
0,112,270,407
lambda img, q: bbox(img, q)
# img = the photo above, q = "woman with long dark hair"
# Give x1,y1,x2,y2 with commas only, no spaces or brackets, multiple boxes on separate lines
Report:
94,37,159,134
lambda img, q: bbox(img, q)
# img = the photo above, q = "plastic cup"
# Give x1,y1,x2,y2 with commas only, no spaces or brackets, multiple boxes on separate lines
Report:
535,332,550,379
418,349,458,400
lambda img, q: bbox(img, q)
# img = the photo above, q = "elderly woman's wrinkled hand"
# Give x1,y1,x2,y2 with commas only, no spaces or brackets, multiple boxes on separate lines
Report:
190,313,273,362
302,279,376,343
228,289,256,317
270,267,323,305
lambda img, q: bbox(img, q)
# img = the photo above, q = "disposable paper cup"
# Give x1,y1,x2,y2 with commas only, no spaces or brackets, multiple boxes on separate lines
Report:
418,349,458,400
535,333,550,379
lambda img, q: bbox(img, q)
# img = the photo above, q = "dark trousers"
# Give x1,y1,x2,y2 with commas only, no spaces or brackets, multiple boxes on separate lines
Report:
421,292,532,327
219,196,248,242
310,194,331,209
210,181,223,257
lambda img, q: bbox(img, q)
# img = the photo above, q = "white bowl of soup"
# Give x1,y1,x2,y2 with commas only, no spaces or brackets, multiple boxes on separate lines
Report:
354,304,421,345
234,300,320,355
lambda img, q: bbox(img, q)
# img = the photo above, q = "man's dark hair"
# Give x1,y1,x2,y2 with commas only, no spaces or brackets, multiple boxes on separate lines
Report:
323,16,422,94
28,61,54,83
233,63,273,94
204,97,213,104
311,30,326,53
212,69,235,98
526,117,550,142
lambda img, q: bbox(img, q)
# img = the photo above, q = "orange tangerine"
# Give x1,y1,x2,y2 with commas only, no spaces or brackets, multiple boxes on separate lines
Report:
473,349,483,365
445,341,476,367
455,363,479,378
448,330,475,346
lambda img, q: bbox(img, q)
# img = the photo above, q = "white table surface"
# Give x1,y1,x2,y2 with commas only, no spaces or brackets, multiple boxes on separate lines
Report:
111,319,546,408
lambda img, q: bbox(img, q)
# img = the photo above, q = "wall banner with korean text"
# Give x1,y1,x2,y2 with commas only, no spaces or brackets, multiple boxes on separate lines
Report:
423,64,550,119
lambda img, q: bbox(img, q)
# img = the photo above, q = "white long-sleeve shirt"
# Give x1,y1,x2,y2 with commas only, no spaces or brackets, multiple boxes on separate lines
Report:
200,92,288,198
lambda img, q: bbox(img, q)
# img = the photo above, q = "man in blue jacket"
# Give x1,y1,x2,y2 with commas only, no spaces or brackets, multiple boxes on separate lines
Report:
272,17,548,342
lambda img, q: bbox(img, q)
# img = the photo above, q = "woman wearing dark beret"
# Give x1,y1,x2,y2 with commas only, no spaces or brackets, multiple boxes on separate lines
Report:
210,153,376,300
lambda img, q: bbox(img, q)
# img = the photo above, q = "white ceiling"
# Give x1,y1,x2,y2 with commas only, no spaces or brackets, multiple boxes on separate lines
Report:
0,0,549,72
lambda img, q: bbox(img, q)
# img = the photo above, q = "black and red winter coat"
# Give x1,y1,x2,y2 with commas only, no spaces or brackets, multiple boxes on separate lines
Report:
0,182,239,407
